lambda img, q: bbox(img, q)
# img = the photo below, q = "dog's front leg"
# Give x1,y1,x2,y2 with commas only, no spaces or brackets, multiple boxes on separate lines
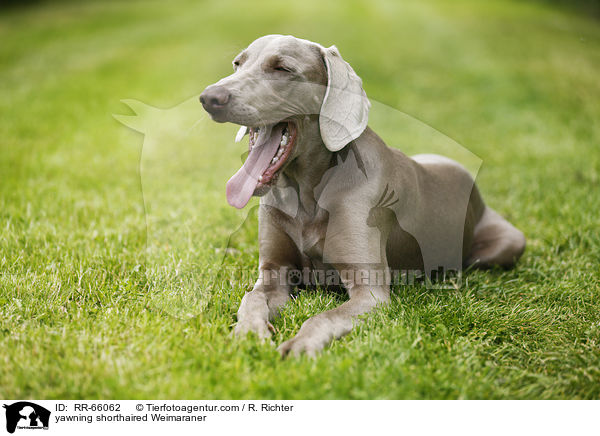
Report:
234,207,299,339
277,265,391,357
234,267,292,339
277,201,393,357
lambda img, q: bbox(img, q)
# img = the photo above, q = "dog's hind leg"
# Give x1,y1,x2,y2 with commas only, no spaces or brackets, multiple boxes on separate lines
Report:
466,207,526,268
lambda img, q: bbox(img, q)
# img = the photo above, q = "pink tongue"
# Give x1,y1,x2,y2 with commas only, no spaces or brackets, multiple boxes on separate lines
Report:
226,125,283,209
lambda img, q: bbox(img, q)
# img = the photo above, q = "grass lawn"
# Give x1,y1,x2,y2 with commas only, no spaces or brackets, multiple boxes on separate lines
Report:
1,0,599,399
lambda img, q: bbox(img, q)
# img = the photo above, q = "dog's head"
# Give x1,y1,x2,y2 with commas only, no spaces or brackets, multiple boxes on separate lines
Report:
200,35,370,208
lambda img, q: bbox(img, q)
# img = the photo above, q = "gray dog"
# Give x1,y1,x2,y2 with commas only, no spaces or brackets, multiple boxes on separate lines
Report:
200,35,525,357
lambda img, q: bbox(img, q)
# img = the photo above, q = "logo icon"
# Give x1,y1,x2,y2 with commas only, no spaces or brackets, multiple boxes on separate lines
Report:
3,402,50,434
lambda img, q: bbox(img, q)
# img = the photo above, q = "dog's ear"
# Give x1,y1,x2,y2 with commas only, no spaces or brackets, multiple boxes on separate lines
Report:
319,45,370,152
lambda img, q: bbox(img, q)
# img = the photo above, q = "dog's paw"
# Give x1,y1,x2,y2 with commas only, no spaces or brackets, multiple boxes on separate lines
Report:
277,334,324,358
234,318,275,340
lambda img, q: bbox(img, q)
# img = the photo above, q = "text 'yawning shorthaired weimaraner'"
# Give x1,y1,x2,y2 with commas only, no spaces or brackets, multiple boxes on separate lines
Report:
200,35,526,357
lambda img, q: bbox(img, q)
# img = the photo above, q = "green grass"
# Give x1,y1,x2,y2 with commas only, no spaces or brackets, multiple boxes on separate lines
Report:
1,0,599,399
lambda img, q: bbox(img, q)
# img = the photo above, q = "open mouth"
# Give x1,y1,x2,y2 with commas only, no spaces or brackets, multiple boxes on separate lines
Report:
249,122,296,187
226,121,297,209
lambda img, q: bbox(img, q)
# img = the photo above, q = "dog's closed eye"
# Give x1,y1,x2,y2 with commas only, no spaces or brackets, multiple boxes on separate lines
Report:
232,52,247,71
265,56,294,73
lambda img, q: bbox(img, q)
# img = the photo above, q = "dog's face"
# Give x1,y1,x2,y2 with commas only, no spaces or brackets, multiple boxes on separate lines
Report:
202,35,327,126
200,35,370,209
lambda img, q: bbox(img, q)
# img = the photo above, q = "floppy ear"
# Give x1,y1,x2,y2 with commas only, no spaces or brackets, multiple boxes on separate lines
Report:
319,45,370,152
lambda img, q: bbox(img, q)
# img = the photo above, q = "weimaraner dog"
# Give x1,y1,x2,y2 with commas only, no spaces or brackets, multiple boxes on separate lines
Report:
200,35,525,357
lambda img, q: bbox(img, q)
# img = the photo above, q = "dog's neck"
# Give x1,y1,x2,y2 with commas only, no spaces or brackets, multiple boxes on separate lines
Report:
280,115,334,214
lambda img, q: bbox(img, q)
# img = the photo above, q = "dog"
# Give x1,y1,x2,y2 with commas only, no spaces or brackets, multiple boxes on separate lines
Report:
200,35,525,357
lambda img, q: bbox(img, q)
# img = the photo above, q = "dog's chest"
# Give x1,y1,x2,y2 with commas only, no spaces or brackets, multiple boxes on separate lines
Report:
297,208,329,264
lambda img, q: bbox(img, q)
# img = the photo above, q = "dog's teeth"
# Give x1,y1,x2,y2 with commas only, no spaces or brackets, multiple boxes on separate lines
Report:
280,137,288,146
258,175,263,182
235,126,248,143
276,148,283,157
271,157,278,164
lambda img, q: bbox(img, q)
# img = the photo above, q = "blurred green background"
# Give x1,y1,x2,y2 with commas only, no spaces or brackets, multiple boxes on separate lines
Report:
1,0,599,399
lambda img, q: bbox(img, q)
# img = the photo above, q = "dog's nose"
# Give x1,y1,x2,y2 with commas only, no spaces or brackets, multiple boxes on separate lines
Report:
199,85,231,113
